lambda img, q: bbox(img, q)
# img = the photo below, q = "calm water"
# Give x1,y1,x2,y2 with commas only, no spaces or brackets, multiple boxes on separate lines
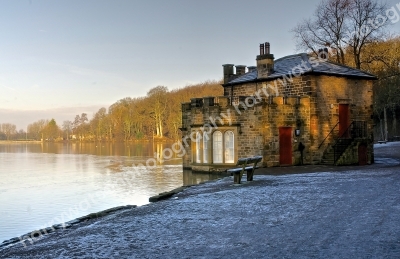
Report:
0,142,218,242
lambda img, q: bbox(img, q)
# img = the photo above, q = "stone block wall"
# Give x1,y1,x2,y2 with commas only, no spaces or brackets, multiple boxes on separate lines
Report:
260,96,311,167
181,74,374,171
228,76,313,99
181,96,311,170
309,76,374,162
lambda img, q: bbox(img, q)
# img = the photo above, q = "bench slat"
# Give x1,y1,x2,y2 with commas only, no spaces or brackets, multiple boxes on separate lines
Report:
229,156,262,184
227,168,243,173
227,166,260,174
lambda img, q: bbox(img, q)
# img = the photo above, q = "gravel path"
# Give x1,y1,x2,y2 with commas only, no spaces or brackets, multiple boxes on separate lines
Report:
1,143,400,258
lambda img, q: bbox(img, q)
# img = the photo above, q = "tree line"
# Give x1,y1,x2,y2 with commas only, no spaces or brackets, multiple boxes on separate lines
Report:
2,0,399,142
0,80,223,141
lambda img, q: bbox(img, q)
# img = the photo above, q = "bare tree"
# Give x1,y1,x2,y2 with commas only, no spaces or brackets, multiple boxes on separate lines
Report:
293,0,350,64
147,86,168,138
62,120,72,140
27,119,47,140
345,0,388,68
91,108,107,141
293,0,389,68
0,123,17,140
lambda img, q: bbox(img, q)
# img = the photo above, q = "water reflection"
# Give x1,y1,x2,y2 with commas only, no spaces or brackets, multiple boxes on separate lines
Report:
0,142,165,158
0,142,226,242
182,170,223,186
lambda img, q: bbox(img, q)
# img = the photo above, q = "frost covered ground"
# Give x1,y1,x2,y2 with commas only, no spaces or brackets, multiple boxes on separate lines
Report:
1,143,400,258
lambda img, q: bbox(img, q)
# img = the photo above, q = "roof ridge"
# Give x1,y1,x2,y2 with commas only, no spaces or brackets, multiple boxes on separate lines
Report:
224,52,377,86
275,53,306,62
323,60,377,77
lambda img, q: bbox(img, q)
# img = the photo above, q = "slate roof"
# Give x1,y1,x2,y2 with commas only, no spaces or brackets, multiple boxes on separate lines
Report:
226,53,377,85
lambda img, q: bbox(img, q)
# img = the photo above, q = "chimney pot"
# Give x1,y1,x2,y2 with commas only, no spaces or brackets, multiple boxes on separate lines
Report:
318,48,328,60
265,42,270,54
259,43,265,55
222,64,235,84
247,66,256,72
235,65,246,76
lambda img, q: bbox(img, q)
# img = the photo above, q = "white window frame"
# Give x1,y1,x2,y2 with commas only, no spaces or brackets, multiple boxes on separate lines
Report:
213,131,223,163
195,132,201,163
224,131,235,163
203,132,209,163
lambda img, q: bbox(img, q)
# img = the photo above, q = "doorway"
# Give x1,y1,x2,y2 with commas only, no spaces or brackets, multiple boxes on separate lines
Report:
279,127,292,166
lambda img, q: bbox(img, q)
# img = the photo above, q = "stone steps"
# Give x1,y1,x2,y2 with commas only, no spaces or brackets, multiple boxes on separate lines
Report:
321,149,335,165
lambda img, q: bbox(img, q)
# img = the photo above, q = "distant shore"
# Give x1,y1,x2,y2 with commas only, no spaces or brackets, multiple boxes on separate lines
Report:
0,140,42,143
0,138,177,143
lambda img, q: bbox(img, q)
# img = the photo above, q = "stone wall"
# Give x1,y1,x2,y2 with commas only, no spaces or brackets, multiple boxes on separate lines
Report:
260,96,311,167
309,76,374,162
181,96,311,170
228,75,312,98
181,74,374,171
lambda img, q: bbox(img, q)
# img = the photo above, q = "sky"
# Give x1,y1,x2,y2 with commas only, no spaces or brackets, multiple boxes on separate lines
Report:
1,0,400,130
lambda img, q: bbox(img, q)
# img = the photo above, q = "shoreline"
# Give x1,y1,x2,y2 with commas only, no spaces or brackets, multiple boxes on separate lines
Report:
0,205,137,249
0,157,388,250
0,179,223,249
1,142,399,256
1,165,400,258
2,143,399,249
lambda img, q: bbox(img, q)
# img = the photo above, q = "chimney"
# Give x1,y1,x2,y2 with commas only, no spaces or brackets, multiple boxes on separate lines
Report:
256,41,274,79
247,66,256,72
235,65,246,76
318,48,329,60
222,64,235,84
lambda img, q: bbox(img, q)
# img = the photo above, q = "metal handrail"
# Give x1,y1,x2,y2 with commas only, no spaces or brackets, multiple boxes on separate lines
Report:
333,121,355,163
337,121,354,140
318,121,339,149
333,121,367,163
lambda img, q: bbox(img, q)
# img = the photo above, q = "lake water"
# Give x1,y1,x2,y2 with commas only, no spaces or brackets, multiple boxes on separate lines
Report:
0,142,218,243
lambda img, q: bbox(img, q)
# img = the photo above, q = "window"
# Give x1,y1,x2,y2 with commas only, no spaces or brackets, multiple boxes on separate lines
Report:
195,132,201,163
194,129,235,164
213,131,223,163
203,132,209,163
224,131,234,163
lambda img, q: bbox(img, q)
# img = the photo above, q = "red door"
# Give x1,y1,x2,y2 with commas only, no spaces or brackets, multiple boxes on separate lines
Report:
339,104,350,138
279,127,292,166
358,144,367,166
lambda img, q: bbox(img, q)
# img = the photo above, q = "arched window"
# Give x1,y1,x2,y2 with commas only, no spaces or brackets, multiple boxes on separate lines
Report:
195,132,201,163
203,132,209,163
213,131,223,163
224,131,234,163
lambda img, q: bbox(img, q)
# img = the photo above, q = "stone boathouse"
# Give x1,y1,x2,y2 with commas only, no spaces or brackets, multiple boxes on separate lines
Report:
180,42,377,172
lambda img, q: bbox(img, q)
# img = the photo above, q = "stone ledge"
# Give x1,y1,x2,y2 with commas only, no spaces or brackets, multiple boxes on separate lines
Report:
149,187,187,202
0,205,137,249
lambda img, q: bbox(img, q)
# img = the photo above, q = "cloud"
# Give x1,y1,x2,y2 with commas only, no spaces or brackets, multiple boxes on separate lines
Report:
1,84,16,92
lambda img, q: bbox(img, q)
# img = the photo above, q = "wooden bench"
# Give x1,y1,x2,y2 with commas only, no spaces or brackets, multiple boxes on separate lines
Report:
227,156,263,184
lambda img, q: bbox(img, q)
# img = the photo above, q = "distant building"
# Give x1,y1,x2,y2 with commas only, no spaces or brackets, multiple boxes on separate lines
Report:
180,42,376,172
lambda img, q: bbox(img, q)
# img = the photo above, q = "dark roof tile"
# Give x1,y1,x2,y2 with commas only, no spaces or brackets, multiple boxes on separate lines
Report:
227,53,376,85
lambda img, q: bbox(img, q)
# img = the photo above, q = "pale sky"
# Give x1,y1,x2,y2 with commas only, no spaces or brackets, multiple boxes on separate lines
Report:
1,0,400,130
